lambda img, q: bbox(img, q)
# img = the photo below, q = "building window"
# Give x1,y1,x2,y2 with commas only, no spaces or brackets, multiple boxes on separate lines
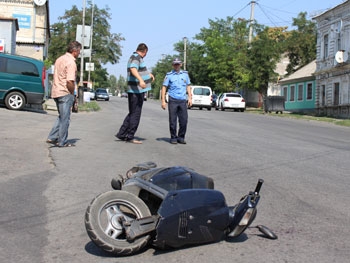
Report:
298,84,303,101
307,83,313,100
324,34,329,59
321,85,326,106
334,83,339,105
283,86,287,101
290,85,295,102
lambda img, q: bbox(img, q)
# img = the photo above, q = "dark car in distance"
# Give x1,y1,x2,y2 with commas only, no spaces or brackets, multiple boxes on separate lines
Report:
211,94,218,108
95,88,109,101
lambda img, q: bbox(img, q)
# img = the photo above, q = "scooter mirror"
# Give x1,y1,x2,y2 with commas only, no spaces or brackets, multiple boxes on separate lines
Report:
256,225,278,240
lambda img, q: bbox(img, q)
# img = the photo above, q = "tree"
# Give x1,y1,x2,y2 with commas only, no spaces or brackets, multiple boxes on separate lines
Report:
108,75,117,95
151,54,176,100
285,12,316,74
247,26,287,96
150,12,316,103
48,2,124,87
194,17,251,94
116,75,127,94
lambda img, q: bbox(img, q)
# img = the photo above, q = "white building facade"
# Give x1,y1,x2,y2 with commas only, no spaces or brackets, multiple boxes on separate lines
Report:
313,0,350,118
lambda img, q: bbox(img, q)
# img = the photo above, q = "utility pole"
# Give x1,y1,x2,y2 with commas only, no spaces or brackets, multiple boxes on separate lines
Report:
183,37,187,70
87,0,94,88
248,0,256,43
79,0,86,93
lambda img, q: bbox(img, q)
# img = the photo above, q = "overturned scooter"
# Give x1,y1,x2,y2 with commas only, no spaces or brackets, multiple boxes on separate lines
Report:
84,162,277,256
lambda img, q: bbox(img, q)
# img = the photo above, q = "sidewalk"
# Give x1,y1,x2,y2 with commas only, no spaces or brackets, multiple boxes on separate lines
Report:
43,99,57,111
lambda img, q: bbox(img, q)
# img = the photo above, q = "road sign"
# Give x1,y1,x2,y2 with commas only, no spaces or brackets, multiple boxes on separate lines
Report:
76,25,91,47
85,63,95,71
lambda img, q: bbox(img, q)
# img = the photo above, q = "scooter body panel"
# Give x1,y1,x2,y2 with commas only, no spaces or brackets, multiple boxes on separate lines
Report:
153,189,230,248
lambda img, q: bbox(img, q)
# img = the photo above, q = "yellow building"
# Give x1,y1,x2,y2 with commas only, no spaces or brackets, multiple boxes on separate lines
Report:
0,0,50,61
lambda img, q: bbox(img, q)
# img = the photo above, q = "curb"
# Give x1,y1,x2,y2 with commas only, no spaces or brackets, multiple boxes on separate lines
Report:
44,99,57,111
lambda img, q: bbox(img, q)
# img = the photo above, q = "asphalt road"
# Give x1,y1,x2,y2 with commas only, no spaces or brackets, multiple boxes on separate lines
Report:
1,97,349,263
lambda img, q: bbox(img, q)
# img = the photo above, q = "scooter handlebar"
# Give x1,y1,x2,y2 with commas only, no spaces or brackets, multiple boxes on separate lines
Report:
254,179,264,194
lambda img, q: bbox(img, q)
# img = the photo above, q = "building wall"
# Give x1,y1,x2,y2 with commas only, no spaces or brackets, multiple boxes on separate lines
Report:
0,0,49,60
281,79,316,112
0,19,17,54
314,0,350,118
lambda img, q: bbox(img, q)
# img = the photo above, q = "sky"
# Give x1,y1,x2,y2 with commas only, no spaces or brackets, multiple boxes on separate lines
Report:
49,0,346,79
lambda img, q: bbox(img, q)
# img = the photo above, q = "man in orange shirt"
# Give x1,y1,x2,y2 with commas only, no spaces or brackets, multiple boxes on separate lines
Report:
47,41,81,147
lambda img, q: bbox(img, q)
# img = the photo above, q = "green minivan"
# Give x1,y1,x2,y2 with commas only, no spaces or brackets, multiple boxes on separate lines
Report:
0,53,46,110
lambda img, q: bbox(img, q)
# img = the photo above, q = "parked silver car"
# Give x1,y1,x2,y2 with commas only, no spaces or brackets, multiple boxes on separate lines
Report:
95,88,109,101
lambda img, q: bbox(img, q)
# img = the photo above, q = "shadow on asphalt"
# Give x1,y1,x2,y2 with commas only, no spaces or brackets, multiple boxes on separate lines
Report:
83,233,251,259
0,104,49,114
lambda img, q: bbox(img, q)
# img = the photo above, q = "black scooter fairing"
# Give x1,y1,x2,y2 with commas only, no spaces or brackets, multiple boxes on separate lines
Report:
153,188,230,249
140,166,214,191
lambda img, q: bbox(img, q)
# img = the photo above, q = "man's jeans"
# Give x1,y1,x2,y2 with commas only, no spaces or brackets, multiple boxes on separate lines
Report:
47,94,74,146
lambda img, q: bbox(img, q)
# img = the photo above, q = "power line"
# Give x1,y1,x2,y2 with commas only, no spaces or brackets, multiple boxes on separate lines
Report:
256,3,296,27
232,2,251,19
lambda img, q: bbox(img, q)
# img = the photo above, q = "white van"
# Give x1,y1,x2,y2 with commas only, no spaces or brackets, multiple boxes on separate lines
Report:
190,85,212,110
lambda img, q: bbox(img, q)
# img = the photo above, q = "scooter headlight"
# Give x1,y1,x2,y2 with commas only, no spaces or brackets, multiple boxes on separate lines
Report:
238,208,255,226
228,208,257,237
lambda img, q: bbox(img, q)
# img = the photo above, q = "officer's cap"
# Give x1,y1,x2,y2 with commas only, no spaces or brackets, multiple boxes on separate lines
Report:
172,58,182,65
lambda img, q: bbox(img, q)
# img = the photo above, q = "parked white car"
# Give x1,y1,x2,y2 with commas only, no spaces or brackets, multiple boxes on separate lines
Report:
216,93,246,112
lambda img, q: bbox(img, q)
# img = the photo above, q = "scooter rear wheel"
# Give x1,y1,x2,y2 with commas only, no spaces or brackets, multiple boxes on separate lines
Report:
85,190,152,256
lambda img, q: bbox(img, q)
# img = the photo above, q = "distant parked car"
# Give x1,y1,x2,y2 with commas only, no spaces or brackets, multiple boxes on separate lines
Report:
211,94,218,108
84,87,95,100
216,93,246,112
189,85,212,110
95,88,109,101
121,92,128,98
0,53,46,110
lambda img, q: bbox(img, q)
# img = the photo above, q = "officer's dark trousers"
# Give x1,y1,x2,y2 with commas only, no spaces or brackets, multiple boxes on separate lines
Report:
117,93,144,140
168,96,188,139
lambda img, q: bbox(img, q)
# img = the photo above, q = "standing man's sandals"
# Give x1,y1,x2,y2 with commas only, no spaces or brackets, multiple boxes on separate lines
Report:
55,143,75,147
46,139,58,144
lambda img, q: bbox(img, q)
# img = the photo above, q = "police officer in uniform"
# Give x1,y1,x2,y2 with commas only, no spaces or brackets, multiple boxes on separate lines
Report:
161,58,192,144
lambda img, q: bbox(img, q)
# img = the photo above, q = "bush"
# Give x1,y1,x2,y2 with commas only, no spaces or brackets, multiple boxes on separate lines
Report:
78,101,101,112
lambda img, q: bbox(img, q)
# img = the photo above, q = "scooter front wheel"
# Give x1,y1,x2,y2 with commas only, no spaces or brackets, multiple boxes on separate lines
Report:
85,190,152,256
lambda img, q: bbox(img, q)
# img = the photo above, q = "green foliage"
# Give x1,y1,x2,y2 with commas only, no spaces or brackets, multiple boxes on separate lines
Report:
78,101,101,112
194,17,252,94
43,58,53,70
151,54,175,100
116,75,127,93
149,12,316,100
284,12,316,74
108,75,117,95
48,2,124,86
247,26,287,95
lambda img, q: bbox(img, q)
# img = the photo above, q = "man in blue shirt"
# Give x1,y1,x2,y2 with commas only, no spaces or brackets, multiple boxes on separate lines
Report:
161,58,192,144
116,43,154,144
